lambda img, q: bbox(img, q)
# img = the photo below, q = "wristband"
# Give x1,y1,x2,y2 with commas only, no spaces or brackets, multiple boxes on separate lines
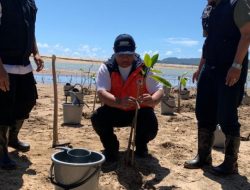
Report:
231,62,242,70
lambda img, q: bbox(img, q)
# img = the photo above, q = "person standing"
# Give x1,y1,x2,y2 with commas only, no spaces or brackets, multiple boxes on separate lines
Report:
91,34,163,162
0,0,44,170
184,0,250,175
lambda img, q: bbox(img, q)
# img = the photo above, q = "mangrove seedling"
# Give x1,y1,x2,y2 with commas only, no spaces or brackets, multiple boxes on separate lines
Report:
143,53,172,88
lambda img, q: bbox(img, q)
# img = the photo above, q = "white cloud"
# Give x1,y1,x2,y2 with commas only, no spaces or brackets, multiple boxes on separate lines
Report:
37,42,104,58
165,51,173,56
64,48,71,53
37,43,49,48
77,45,102,57
72,52,80,56
198,48,202,52
164,48,182,58
54,44,62,49
165,38,199,47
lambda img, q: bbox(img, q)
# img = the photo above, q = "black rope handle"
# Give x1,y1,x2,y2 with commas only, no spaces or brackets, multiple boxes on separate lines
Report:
49,163,100,190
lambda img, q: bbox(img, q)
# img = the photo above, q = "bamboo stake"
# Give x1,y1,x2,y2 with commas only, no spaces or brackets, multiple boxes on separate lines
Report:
131,101,140,165
92,86,97,112
125,79,142,166
125,101,140,166
51,54,70,148
52,55,58,147
177,76,181,113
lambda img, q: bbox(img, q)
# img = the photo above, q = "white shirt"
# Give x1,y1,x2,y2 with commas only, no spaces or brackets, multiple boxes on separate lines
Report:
96,63,162,94
118,65,132,81
0,2,33,75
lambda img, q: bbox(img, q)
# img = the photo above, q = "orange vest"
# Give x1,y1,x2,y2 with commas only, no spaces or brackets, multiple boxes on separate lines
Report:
110,65,152,111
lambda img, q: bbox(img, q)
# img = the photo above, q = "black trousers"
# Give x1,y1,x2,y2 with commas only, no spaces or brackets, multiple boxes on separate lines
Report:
91,105,158,152
0,72,38,126
195,64,247,137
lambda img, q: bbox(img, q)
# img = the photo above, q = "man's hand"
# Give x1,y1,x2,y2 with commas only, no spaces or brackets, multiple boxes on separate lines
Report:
225,67,241,87
116,96,137,109
0,66,9,92
138,93,155,107
192,69,201,83
34,54,44,72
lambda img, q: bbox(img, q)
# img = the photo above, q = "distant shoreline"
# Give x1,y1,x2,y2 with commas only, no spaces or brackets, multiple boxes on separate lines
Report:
40,55,103,64
39,55,199,70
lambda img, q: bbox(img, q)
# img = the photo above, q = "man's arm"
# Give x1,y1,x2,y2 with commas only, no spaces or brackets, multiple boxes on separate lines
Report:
98,90,122,109
225,0,250,86
193,57,205,83
32,36,44,72
0,3,8,91
193,40,207,83
225,22,250,86
0,58,9,92
233,22,250,66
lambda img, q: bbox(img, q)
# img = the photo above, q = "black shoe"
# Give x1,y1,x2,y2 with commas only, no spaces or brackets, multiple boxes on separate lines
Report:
8,140,30,152
184,127,214,169
211,136,240,175
211,162,238,176
184,154,212,169
103,150,119,162
211,155,239,175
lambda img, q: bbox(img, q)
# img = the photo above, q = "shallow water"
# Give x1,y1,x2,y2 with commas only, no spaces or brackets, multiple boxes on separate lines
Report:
32,60,250,88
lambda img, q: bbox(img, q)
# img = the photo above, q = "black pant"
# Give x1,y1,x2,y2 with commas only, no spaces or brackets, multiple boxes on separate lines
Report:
91,105,158,152
195,64,247,137
0,72,38,126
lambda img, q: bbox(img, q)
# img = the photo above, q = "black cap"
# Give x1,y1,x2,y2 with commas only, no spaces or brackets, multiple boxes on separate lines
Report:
113,34,136,55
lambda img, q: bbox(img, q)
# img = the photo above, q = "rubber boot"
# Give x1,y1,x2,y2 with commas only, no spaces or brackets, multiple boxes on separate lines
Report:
100,134,119,162
0,126,16,170
184,128,214,169
102,140,119,162
8,120,30,152
212,135,240,175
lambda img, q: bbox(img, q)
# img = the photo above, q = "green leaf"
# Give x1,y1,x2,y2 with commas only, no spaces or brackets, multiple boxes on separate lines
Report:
144,54,152,68
90,73,96,79
151,75,172,87
180,78,187,87
151,69,162,74
151,54,159,68
181,72,188,78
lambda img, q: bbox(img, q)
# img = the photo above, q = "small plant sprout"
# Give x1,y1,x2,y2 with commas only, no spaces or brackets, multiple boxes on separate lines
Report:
79,68,84,84
178,72,188,90
143,53,172,88
177,72,189,112
90,73,96,83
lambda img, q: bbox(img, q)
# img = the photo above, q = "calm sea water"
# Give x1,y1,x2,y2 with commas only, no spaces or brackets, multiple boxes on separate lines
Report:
32,60,250,88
